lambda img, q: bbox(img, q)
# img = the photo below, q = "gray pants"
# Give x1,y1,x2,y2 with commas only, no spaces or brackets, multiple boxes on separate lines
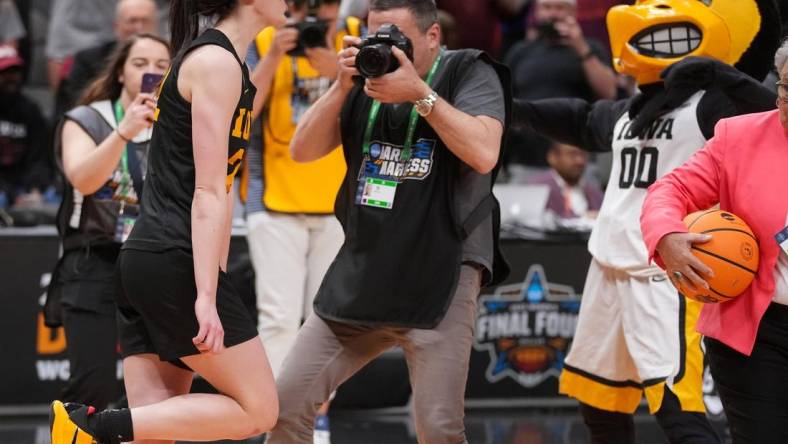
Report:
267,265,482,444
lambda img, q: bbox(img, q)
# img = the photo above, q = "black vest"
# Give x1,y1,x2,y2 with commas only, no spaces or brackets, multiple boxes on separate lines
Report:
315,49,512,328
55,102,146,251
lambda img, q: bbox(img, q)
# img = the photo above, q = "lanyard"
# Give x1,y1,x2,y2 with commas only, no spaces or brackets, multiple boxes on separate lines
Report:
113,100,133,199
113,100,129,175
361,50,443,162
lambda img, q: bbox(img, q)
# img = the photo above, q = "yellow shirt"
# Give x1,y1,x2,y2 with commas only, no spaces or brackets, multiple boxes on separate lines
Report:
246,18,361,214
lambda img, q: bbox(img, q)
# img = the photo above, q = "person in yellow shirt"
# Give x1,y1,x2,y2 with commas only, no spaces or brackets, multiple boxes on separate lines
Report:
242,1,362,442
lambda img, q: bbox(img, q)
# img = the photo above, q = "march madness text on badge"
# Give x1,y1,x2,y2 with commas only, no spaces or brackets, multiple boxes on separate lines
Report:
360,139,436,182
474,265,581,388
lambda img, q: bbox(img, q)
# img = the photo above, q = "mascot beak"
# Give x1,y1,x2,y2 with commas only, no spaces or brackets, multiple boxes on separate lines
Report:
607,0,760,86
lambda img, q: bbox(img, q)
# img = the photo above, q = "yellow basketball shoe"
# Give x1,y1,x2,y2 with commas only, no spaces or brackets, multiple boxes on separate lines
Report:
49,401,98,444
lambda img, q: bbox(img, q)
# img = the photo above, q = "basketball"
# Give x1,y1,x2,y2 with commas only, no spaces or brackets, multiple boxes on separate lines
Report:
677,210,760,303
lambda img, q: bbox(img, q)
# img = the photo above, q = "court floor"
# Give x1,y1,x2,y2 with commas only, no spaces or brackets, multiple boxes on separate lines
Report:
0,408,728,443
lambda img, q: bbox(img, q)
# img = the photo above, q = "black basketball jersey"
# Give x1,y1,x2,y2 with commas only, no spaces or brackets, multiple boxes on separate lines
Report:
124,29,256,252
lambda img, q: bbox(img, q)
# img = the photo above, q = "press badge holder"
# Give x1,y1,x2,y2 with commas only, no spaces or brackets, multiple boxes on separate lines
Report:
114,202,137,243
356,168,398,210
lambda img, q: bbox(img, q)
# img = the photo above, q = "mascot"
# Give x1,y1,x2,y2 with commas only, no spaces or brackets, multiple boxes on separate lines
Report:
514,0,781,442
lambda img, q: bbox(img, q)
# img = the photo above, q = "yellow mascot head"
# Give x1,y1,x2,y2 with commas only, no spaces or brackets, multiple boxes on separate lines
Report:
608,0,782,85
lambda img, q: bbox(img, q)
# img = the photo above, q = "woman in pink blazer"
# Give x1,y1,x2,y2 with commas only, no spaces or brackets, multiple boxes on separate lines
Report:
640,43,788,444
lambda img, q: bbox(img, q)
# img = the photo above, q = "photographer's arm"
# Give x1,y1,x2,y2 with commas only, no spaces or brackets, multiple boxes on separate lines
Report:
290,82,346,162
291,38,361,162
424,100,502,174
250,27,299,120
364,48,501,174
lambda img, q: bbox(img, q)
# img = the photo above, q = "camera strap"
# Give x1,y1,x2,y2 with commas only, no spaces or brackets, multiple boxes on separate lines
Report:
361,49,443,163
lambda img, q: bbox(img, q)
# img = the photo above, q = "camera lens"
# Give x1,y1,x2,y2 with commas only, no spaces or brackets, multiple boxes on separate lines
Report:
356,44,392,78
301,24,326,48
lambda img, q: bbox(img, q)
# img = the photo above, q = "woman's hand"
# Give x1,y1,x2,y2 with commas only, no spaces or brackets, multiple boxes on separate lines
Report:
656,232,715,291
117,93,157,140
193,296,225,354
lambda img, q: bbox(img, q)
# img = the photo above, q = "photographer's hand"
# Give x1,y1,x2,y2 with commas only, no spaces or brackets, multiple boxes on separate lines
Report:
555,16,589,56
306,47,339,79
364,47,431,104
271,27,299,57
118,93,157,139
337,36,362,92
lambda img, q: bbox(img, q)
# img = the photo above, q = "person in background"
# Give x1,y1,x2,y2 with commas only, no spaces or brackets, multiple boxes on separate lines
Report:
45,0,117,92
526,141,602,219
437,9,460,50
0,45,50,214
243,0,361,441
504,0,616,179
55,0,159,118
435,0,529,57
641,41,788,443
0,0,26,49
47,33,170,411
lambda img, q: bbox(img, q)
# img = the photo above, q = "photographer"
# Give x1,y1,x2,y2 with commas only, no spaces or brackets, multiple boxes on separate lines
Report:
503,0,616,177
46,34,170,410
244,0,361,440
266,1,510,443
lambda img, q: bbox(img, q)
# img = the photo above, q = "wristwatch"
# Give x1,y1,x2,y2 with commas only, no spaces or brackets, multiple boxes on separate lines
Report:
414,91,439,117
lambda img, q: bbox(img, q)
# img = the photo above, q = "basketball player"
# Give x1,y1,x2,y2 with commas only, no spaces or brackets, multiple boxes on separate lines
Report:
513,0,780,442
48,1,287,443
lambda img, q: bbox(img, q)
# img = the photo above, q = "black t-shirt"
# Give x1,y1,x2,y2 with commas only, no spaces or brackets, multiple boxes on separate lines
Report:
505,37,610,102
124,29,256,252
0,92,50,201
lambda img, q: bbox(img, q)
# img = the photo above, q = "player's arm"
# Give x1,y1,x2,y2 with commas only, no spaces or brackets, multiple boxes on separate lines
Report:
513,97,627,152
181,46,242,353
291,36,361,163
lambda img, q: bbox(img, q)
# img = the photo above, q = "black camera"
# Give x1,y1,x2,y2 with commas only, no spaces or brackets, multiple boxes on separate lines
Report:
535,20,561,41
287,16,329,57
355,24,414,79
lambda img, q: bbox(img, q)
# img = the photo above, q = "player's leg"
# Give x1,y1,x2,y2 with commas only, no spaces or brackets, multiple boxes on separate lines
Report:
402,264,480,444
625,274,719,443
122,354,193,444
560,260,641,444
705,304,788,444
267,314,396,444
247,211,309,377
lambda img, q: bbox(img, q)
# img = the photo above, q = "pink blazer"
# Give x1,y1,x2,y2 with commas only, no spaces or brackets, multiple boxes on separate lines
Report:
641,109,788,355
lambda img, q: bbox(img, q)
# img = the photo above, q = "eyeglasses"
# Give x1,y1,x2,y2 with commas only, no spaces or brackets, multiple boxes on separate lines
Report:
776,81,788,95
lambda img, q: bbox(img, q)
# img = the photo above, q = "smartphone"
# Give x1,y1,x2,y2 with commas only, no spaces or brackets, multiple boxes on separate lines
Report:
141,73,164,94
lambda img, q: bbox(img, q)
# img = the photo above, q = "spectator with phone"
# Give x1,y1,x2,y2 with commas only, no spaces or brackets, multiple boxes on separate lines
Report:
46,34,170,410
503,0,616,179
243,1,361,440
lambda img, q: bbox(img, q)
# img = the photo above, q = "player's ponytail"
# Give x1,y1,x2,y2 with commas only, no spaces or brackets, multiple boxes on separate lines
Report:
169,0,239,55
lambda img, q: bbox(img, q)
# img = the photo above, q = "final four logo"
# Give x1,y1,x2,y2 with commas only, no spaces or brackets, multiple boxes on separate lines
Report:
474,265,581,388
360,139,436,182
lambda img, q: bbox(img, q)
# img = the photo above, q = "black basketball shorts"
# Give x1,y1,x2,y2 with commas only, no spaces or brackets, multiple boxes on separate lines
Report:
116,248,258,365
